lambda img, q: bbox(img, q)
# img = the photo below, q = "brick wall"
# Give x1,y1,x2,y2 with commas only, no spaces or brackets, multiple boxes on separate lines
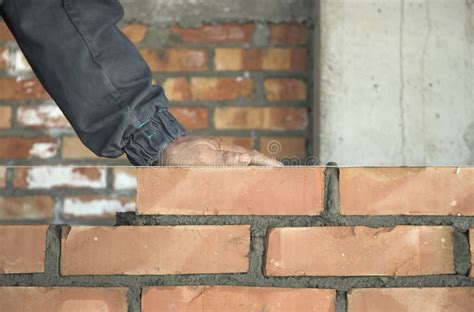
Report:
1,167,473,311
0,20,313,223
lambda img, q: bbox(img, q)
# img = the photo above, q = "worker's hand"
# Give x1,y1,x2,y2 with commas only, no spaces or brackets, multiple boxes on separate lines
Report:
158,136,283,166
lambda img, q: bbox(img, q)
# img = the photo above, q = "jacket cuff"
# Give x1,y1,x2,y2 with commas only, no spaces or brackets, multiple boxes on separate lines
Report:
124,108,186,166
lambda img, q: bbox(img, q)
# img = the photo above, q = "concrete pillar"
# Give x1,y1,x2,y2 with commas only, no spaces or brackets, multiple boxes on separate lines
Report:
318,0,474,165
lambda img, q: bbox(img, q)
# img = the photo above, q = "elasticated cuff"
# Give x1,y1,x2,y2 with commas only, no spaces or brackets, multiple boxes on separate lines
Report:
124,108,186,166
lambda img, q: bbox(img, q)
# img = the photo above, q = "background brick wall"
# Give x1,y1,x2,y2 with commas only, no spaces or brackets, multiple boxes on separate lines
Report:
0,19,313,224
1,167,473,311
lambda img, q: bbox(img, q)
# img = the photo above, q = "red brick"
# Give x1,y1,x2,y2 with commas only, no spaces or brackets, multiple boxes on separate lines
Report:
137,167,324,215
215,48,307,71
141,48,208,72
470,230,474,277
8,47,31,73
0,167,5,188
63,195,135,220
169,107,209,129
215,48,261,71
0,46,7,70
61,225,250,275
348,288,474,312
0,106,11,128
340,167,474,216
121,23,148,43
214,107,308,130
264,78,307,101
0,287,128,311
0,21,14,41
113,167,137,190
190,77,254,101
260,136,306,159
142,286,336,312
0,196,54,221
265,226,454,276
61,136,100,159
163,77,191,101
0,136,58,159
0,78,50,100
271,23,308,44
0,225,48,273
14,167,106,189
170,23,255,44
17,105,70,128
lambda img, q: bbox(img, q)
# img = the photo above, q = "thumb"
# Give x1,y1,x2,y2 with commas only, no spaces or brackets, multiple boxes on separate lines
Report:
221,151,251,166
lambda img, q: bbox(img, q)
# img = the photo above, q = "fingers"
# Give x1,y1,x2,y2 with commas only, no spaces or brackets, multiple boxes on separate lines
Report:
213,138,250,154
220,151,252,166
249,151,284,167
212,138,283,167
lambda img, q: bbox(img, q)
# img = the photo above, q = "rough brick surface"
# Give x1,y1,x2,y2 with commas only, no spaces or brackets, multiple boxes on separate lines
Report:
190,77,254,101
0,287,128,311
142,286,336,312
137,168,324,215
63,196,135,220
14,167,106,189
0,106,11,128
340,167,474,216
163,77,192,101
264,78,307,101
0,225,48,273
214,107,308,130
0,78,49,100
215,48,307,71
61,136,99,159
0,21,14,41
0,136,58,159
141,48,208,72
170,23,255,43
0,167,5,188
260,136,306,159
121,23,148,43
265,226,454,276
0,47,7,70
61,225,250,275
271,23,308,44
113,167,137,190
348,288,474,312
17,105,70,128
0,196,54,221
169,107,209,129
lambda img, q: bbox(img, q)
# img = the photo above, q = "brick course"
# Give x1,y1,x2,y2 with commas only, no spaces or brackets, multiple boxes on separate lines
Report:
0,167,473,312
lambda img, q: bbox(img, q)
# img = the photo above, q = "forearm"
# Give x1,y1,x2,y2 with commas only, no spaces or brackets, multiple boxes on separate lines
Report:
1,0,185,165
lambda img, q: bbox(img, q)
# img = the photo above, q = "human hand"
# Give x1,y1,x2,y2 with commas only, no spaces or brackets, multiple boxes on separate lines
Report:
158,136,283,166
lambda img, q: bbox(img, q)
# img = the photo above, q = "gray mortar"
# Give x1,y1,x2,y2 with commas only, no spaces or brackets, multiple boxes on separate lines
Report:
1,166,474,312
121,0,313,27
127,287,141,312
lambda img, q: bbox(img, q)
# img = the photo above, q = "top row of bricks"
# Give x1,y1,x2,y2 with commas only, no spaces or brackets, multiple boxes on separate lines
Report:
137,167,474,216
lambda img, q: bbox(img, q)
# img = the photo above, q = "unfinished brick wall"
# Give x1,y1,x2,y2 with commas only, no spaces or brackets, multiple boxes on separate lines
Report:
1,167,473,311
0,20,312,223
